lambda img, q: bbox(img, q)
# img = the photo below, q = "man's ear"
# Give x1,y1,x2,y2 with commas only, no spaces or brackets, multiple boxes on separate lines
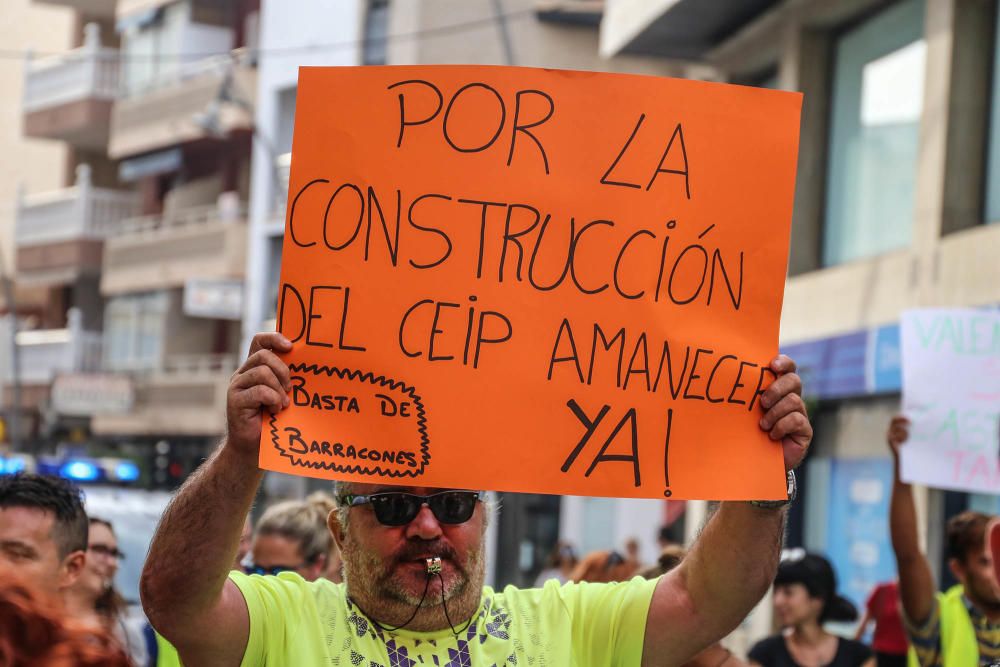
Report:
947,557,966,585
328,509,346,550
59,550,87,590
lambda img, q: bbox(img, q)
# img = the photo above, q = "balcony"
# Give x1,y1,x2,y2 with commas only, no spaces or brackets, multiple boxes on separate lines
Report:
23,24,119,149
0,309,103,413
34,0,117,19
16,164,141,286
599,0,779,59
109,54,256,159
91,354,236,436
101,197,248,295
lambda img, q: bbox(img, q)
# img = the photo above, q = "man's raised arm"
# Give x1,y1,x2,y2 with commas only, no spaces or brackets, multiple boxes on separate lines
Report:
140,333,292,667
885,416,935,626
641,355,811,667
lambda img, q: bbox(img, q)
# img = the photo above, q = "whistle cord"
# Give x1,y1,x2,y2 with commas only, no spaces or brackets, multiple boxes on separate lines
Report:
364,571,475,637
369,574,433,633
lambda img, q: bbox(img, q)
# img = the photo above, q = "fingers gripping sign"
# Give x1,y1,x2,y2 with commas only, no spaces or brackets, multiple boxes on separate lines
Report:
226,333,294,455
757,354,811,472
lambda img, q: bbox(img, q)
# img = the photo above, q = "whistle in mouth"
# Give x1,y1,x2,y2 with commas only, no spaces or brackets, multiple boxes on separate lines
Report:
425,557,443,576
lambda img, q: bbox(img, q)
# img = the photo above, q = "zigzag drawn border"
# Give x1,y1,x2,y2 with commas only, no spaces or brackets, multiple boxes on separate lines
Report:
268,363,430,478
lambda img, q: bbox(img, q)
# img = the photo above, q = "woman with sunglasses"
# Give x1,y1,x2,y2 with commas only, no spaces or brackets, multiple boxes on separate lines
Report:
749,553,875,667
244,493,336,581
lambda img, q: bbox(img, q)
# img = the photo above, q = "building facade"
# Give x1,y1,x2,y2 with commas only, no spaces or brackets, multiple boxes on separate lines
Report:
6,0,260,486
242,0,365,500
602,0,1000,620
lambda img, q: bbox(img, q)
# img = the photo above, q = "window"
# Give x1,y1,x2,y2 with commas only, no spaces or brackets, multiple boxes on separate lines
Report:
363,0,390,66
120,0,233,96
103,292,169,371
824,0,926,265
985,3,1000,223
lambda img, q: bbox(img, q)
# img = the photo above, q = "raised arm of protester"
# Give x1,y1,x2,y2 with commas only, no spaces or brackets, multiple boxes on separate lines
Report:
885,415,937,626
141,332,291,667
642,354,810,665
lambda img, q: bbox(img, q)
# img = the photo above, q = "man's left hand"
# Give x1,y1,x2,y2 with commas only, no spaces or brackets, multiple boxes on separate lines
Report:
757,355,811,471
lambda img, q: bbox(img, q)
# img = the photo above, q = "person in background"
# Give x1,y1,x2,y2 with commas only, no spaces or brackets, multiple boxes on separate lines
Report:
0,473,88,604
748,553,874,667
306,491,344,583
244,493,334,581
854,580,908,667
640,544,750,667
65,517,147,665
0,572,130,667
570,538,642,583
638,544,687,580
658,525,676,550
533,540,578,586
886,415,1000,666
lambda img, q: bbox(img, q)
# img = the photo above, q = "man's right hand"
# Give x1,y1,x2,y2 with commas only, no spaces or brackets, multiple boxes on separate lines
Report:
887,415,910,462
226,332,293,455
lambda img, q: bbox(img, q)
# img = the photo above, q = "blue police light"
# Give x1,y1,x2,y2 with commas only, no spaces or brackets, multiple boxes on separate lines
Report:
113,461,140,482
4,457,26,474
60,459,100,482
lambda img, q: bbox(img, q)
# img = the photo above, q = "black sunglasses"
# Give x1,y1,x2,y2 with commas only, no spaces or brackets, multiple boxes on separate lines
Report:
341,490,486,526
89,544,125,560
242,561,306,577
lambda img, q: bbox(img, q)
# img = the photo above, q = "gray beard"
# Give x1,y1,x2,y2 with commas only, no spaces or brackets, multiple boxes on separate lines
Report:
341,542,487,631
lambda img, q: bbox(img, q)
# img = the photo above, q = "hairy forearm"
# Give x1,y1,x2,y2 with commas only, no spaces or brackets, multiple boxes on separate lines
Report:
140,442,262,632
681,502,785,638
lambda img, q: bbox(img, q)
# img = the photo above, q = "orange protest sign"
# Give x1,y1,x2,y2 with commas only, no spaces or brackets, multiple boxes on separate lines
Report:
259,65,802,500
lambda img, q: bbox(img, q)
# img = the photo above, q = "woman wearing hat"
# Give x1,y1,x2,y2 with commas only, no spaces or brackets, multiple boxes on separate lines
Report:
749,553,875,667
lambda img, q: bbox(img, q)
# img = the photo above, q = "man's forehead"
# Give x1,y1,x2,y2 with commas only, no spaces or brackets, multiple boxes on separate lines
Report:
0,506,57,544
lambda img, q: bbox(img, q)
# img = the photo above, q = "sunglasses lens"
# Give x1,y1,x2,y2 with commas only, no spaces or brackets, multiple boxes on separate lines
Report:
429,492,477,524
370,493,421,526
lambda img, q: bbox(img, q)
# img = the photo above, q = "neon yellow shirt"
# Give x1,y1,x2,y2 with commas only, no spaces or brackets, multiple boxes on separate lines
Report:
229,570,657,666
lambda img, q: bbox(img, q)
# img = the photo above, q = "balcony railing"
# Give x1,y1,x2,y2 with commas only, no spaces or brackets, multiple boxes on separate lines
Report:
109,51,256,158
33,0,116,19
101,197,248,294
91,352,236,436
0,309,102,386
16,164,141,247
153,353,237,377
113,201,246,236
23,24,119,113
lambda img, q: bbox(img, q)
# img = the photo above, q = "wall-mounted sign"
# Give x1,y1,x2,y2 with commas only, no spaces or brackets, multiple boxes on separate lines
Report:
183,278,244,321
51,374,134,416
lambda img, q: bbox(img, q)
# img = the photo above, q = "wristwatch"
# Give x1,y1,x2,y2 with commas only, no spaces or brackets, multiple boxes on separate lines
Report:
749,470,796,509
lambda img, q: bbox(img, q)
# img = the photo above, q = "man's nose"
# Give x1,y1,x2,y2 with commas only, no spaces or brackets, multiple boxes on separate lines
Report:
405,503,443,540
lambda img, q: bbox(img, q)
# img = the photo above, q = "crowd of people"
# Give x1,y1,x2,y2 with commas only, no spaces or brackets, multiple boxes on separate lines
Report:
0,332,996,666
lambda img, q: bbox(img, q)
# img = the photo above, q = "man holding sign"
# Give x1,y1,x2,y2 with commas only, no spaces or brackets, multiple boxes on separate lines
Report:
143,65,810,665
141,332,810,666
